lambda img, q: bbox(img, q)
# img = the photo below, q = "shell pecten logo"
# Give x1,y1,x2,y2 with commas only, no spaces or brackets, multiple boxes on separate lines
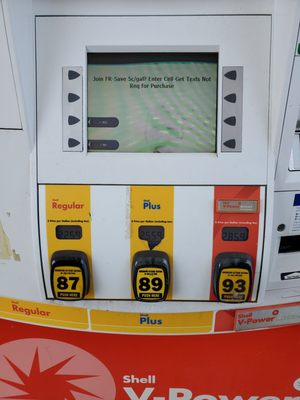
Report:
0,339,116,400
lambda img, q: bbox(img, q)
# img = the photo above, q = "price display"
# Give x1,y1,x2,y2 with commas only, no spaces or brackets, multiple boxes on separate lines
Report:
55,225,82,240
138,225,164,250
222,227,248,241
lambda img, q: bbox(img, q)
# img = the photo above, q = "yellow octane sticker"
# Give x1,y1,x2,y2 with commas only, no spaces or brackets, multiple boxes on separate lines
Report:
52,266,84,300
136,267,166,300
219,268,250,302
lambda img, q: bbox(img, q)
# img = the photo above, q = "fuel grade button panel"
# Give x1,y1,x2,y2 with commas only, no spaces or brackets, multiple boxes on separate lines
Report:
213,252,252,303
50,250,90,301
132,250,170,302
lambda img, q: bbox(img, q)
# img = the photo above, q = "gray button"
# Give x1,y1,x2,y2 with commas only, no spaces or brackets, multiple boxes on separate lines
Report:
88,117,119,128
224,93,236,103
224,116,236,126
224,70,237,80
88,140,119,150
222,66,243,153
68,93,80,103
68,138,80,148
63,67,83,152
223,139,236,149
68,115,80,125
68,70,80,80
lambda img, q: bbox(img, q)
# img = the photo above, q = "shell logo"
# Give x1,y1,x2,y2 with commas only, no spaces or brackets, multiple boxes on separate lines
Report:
0,338,116,400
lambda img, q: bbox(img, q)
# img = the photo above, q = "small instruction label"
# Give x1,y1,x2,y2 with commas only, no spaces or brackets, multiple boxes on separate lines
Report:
291,194,300,232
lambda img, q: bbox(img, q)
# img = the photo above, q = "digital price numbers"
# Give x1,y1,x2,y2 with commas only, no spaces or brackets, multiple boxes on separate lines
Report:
222,227,248,241
55,225,82,240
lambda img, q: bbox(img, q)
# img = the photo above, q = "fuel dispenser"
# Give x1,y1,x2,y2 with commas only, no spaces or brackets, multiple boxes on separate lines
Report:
1,1,300,399
36,16,269,305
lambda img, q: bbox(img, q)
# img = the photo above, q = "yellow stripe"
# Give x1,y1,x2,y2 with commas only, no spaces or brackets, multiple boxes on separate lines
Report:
90,310,213,334
0,296,213,334
130,186,174,299
46,185,94,298
0,297,89,329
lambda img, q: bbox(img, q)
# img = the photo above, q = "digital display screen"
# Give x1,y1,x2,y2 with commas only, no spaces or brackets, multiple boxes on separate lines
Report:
55,225,82,240
87,53,218,153
222,227,249,242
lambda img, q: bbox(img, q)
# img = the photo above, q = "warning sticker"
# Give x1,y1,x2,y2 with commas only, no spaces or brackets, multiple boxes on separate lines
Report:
235,304,300,331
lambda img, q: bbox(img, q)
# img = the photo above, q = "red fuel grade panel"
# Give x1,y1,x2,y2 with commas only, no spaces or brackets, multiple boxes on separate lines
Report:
210,186,261,301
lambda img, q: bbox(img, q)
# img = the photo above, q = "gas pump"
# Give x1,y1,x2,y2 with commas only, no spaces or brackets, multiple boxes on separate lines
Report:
1,1,300,399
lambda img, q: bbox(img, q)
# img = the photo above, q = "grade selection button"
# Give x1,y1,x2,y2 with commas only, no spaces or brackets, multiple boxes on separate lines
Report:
132,250,170,302
213,252,252,303
50,250,90,301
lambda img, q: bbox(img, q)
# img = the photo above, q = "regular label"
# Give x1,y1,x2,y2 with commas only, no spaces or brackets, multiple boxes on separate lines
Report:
219,268,250,302
52,266,84,300
136,268,165,300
